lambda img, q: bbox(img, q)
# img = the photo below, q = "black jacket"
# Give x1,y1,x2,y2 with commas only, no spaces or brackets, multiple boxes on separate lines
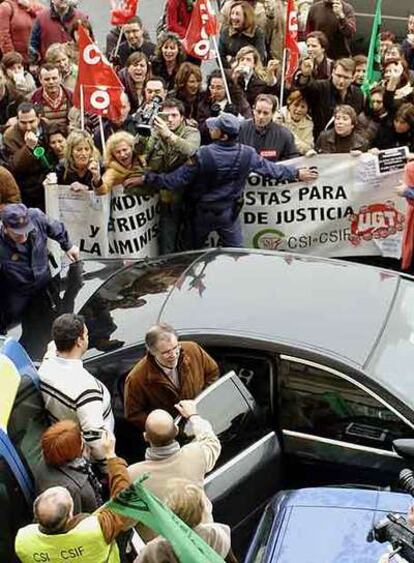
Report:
295,76,364,140
238,120,299,161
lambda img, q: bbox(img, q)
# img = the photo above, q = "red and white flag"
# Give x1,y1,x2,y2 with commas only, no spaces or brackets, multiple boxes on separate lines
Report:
182,0,218,60
110,0,138,25
73,26,124,121
284,0,300,81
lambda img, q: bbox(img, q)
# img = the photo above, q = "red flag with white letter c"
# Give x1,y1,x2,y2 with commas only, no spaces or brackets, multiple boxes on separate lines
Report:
182,0,218,60
73,26,124,121
285,0,300,81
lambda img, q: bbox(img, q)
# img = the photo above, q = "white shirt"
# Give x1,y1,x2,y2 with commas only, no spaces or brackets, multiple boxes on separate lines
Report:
38,353,114,464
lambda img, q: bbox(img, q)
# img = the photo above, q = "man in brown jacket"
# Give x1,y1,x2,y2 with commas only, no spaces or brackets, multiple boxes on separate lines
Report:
0,166,21,207
124,323,219,430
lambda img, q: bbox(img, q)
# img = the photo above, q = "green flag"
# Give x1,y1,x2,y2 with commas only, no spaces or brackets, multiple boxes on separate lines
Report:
106,476,225,563
361,0,382,96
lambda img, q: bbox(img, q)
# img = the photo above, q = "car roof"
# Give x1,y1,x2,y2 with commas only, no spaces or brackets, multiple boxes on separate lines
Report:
266,487,411,563
159,249,400,368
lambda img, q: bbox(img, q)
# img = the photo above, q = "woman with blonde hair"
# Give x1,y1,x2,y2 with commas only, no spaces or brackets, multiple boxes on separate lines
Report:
218,1,266,67
55,129,103,191
232,45,279,107
137,479,238,563
45,43,78,90
95,131,151,195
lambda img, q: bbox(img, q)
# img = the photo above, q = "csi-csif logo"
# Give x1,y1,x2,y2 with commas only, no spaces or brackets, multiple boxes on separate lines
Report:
253,229,286,250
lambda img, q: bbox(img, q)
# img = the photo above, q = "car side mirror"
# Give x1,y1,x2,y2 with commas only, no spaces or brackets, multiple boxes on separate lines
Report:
393,439,414,461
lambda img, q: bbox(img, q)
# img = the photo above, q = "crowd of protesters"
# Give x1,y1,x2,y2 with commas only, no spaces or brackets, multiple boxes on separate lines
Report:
0,1,412,255
2,0,414,561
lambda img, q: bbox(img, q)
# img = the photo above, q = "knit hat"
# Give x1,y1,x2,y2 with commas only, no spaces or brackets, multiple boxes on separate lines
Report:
404,161,414,187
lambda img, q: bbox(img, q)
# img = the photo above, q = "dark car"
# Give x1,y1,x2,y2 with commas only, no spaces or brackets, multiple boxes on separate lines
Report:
6,248,414,554
244,486,412,563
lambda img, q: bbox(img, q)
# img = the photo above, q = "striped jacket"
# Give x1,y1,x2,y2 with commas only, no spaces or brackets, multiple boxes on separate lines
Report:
38,353,114,466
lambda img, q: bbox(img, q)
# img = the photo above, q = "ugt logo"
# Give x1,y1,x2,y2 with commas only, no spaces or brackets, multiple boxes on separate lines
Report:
348,202,405,247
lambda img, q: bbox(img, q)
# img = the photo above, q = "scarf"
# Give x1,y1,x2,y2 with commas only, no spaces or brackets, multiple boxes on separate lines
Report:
145,441,180,461
42,87,64,111
66,457,103,506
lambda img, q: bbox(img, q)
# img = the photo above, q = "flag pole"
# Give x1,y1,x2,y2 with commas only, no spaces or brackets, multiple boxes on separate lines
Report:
99,115,106,160
279,48,288,109
80,85,85,131
113,27,124,59
211,36,232,105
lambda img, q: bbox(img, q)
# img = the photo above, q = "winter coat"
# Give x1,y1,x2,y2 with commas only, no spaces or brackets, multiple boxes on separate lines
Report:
316,128,369,153
166,0,192,39
29,6,87,63
294,75,364,140
0,165,20,205
219,25,267,67
0,0,44,63
283,110,314,154
238,119,300,161
124,341,219,430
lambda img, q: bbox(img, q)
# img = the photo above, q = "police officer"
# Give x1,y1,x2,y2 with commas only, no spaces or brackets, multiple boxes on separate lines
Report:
0,203,79,331
134,112,318,248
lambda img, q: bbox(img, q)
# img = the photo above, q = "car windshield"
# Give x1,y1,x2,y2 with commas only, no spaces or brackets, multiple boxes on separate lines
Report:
366,279,414,415
79,254,198,357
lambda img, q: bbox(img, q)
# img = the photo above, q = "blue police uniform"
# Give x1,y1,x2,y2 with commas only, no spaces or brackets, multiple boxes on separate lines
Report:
0,207,72,328
145,139,298,248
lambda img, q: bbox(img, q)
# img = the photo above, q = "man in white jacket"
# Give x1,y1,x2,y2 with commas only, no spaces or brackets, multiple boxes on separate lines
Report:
39,313,114,470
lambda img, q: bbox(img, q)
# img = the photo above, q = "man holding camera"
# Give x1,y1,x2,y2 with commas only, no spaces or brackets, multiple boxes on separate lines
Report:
142,98,200,254
133,112,318,249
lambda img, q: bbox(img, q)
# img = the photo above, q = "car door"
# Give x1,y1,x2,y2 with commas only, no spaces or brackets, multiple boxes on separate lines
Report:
278,355,414,488
183,371,282,554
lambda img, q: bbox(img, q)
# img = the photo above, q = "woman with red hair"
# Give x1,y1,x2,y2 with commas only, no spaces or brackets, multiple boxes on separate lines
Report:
34,420,103,513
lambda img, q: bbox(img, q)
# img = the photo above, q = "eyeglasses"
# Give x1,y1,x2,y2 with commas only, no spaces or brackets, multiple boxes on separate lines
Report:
158,344,181,358
209,85,225,91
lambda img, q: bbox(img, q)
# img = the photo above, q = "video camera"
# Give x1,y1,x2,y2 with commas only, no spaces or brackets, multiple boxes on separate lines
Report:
132,95,164,137
368,469,414,562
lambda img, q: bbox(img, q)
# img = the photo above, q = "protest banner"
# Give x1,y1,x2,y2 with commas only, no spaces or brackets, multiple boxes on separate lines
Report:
241,151,406,259
46,185,159,259
46,151,407,261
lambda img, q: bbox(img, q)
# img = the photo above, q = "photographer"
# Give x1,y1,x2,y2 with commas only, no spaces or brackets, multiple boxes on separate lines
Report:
143,98,200,254
3,101,49,210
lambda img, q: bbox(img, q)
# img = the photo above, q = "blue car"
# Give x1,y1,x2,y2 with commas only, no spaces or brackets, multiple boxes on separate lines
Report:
245,486,412,563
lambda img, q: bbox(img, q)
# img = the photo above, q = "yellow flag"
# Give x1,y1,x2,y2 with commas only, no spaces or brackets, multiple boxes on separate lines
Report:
0,354,21,431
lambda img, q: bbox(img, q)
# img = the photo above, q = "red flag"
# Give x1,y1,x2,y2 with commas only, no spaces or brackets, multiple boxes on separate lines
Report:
110,0,138,25
284,0,300,81
73,26,124,121
182,0,218,61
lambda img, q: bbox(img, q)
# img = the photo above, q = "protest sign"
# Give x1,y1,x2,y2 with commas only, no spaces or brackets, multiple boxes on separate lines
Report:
46,185,159,259
241,152,406,259
46,152,406,261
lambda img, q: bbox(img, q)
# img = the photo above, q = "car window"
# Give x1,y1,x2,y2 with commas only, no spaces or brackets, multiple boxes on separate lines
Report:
185,372,273,469
279,360,414,451
7,373,49,476
205,348,273,424
79,255,198,358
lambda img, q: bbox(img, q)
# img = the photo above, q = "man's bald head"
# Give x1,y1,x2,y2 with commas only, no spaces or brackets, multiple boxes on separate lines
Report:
34,486,73,533
144,409,178,447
